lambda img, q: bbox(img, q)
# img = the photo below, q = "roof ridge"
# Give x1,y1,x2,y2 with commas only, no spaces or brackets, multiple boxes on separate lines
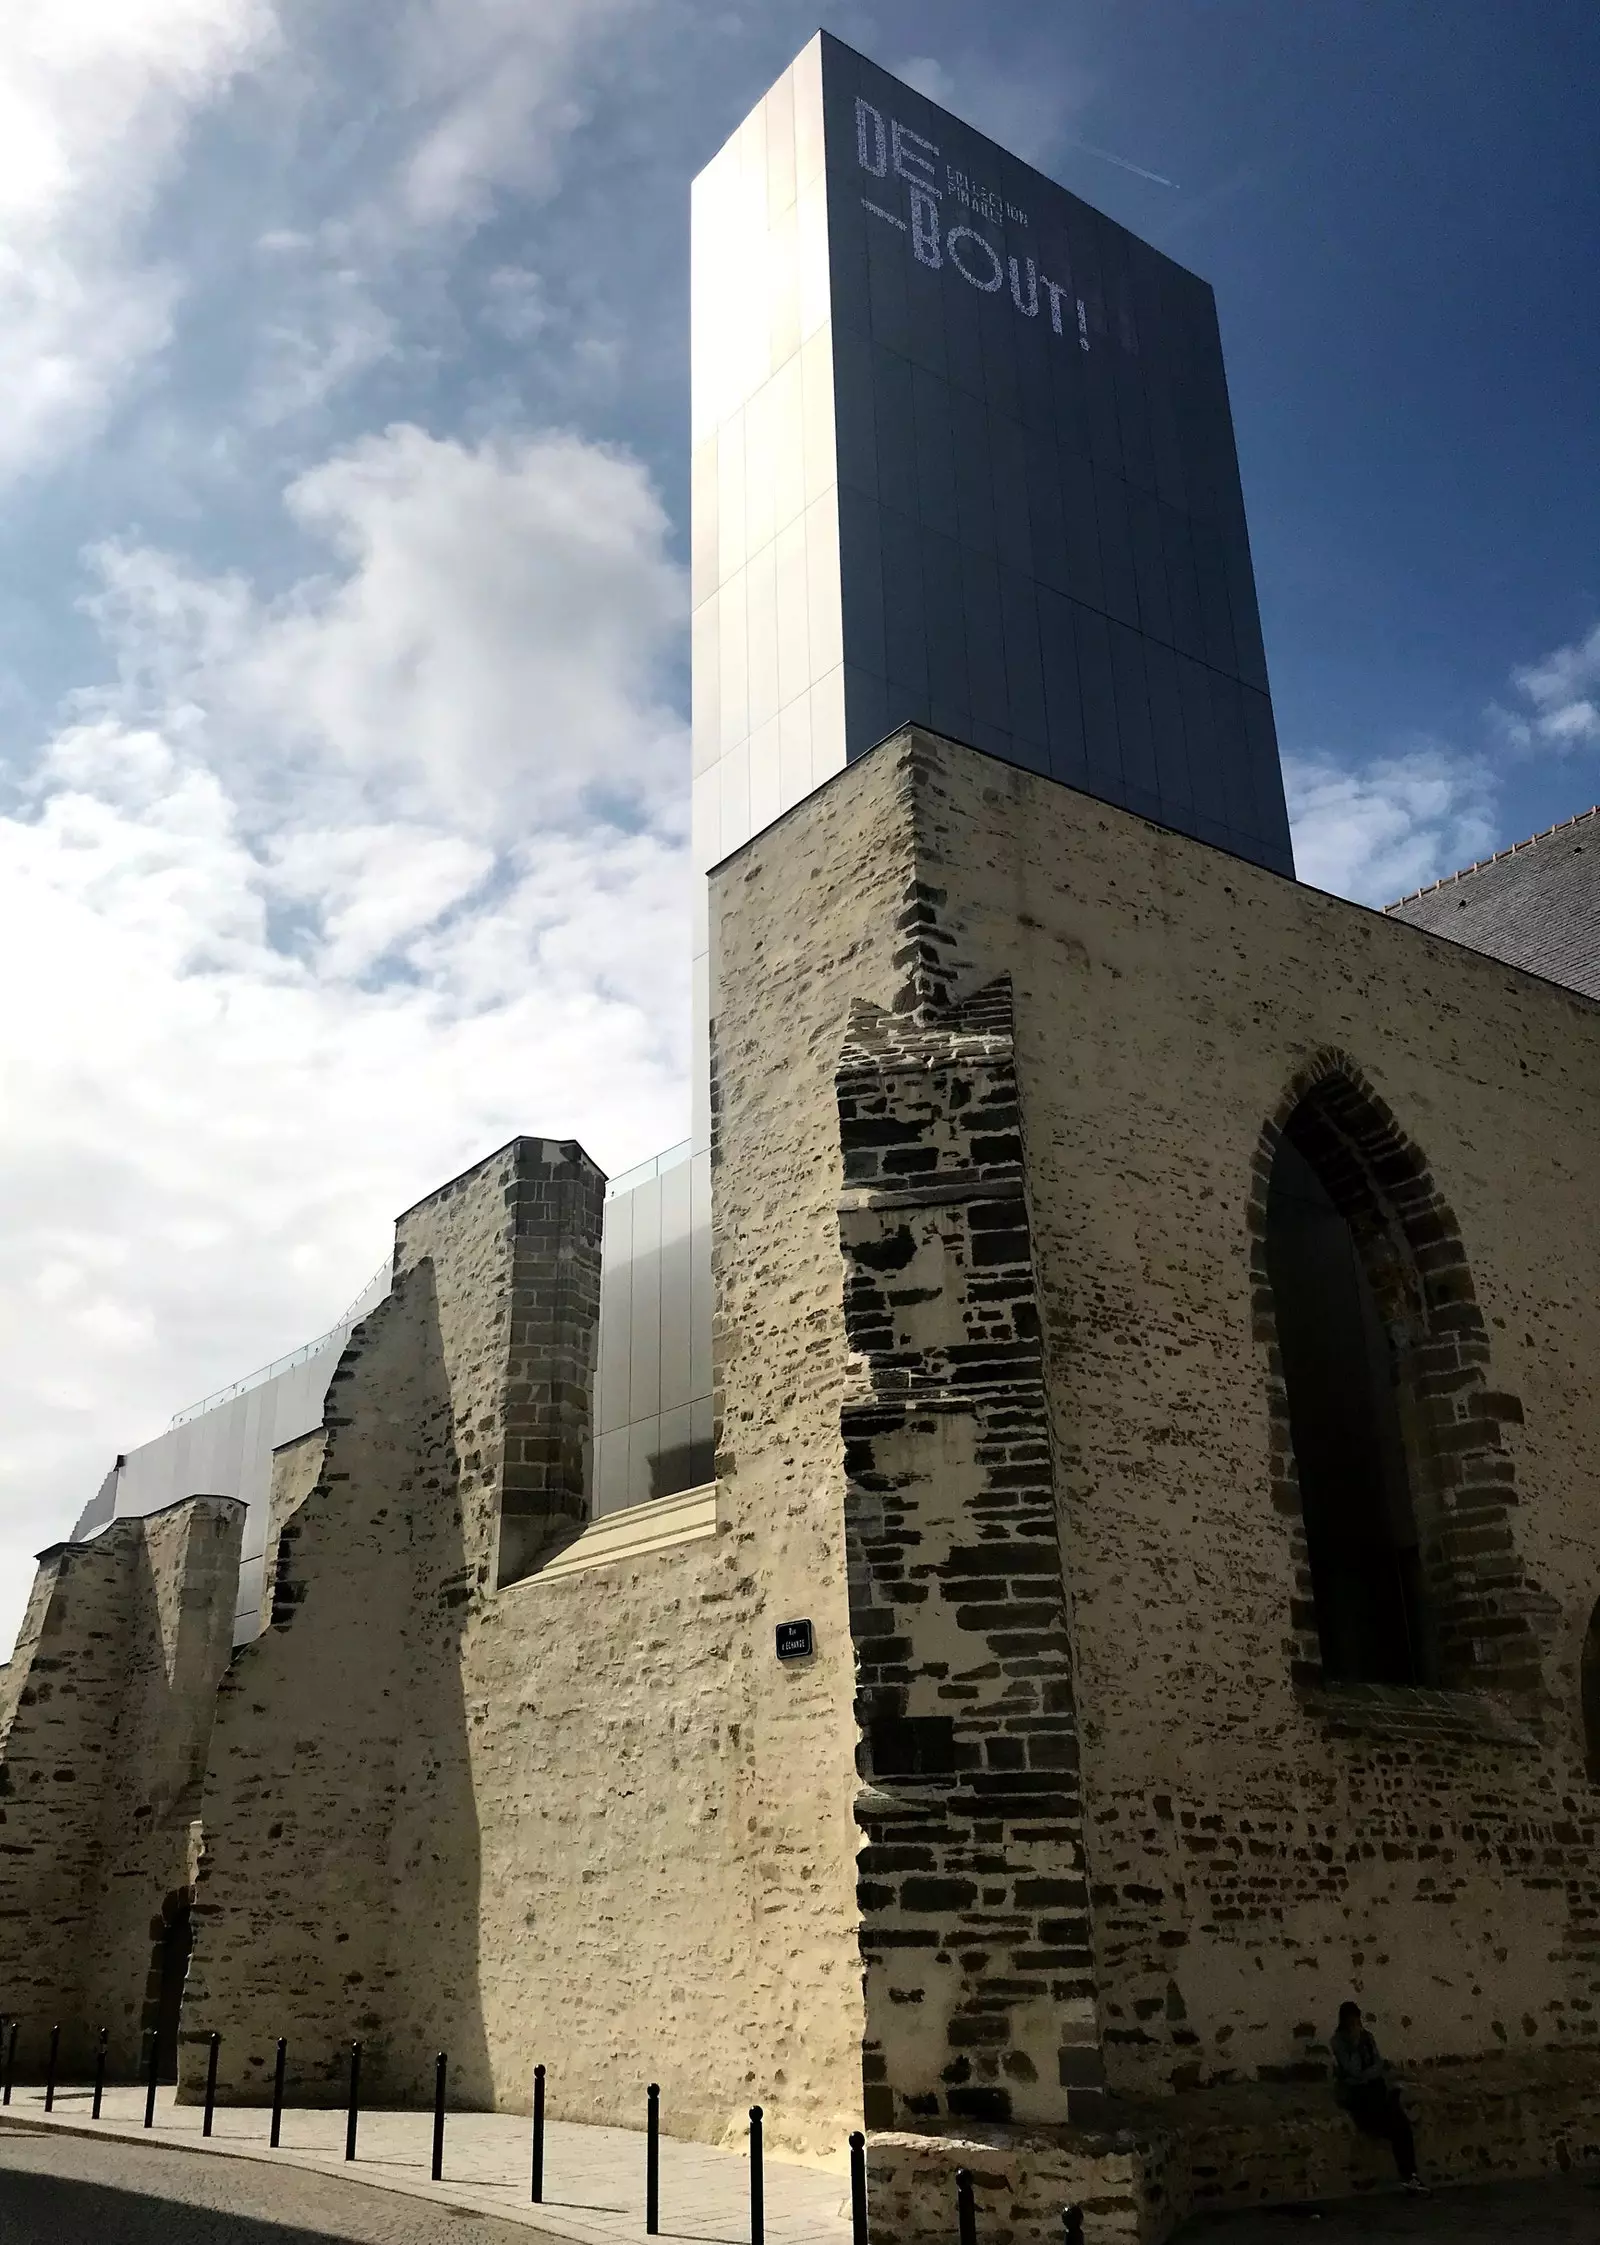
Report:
1385,804,1600,912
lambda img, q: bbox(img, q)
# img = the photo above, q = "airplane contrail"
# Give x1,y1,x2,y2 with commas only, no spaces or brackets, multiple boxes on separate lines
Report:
1069,138,1179,190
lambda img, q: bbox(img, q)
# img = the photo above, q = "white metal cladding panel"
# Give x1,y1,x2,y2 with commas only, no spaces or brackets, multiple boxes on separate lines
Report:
105,1328,353,1639
691,36,840,1161
590,1150,712,1520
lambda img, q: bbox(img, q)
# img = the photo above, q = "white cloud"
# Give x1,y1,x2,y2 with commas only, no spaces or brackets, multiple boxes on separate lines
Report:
392,0,642,229
1285,746,1498,907
249,274,398,425
0,0,277,480
482,264,553,342
1294,619,1600,916
0,0,663,451
1497,620,1600,755
0,421,690,1658
82,422,687,835
895,47,1092,169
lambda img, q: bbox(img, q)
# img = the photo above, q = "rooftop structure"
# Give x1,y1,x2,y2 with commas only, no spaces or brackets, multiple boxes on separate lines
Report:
1386,805,1600,1003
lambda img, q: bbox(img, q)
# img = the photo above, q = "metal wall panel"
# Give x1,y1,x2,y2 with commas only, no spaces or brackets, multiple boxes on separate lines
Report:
812,32,1294,877
590,1145,713,1519
83,1262,391,1643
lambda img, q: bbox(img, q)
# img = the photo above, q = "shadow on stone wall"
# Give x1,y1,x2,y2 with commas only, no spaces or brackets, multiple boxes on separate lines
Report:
180,1259,491,2107
0,1497,242,2081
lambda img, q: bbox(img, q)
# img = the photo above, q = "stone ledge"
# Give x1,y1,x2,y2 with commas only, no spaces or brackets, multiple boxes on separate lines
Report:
1298,1682,1539,1748
838,1169,1026,1213
513,1485,719,1584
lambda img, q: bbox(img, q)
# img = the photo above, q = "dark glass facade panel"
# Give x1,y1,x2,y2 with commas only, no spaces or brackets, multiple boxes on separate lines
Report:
818,33,1294,877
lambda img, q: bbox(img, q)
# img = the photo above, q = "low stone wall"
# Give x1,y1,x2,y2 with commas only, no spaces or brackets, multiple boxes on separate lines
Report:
867,2048,1600,2244
1170,2048,1600,2220
867,2126,1156,2245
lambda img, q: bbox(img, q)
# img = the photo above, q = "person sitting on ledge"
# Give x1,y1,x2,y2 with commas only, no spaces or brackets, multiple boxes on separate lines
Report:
1330,2001,1427,2193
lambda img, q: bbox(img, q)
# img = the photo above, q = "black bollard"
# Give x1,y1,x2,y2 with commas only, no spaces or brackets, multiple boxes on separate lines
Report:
1062,2208,1085,2245
203,2032,221,2137
848,2131,867,2245
749,2105,764,2245
345,2041,362,2161
44,2023,59,2113
1,2018,14,2107
957,2167,977,2245
645,2081,660,2236
270,2038,286,2149
432,2051,447,2182
531,2062,545,2202
144,2028,160,2129
92,2027,107,2120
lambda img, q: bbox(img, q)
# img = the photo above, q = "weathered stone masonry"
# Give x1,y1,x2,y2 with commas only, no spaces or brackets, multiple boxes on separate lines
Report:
183,1124,869,2157
846,735,1600,2115
840,976,1099,2132
706,727,1600,2233
11,719,1600,2241
184,1138,603,2105
0,1496,243,2076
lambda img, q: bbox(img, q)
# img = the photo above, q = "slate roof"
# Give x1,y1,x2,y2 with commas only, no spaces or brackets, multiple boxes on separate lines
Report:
1385,806,1600,1003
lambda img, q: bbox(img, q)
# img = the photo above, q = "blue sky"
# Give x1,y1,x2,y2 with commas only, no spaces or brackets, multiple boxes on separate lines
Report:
0,0,1595,1648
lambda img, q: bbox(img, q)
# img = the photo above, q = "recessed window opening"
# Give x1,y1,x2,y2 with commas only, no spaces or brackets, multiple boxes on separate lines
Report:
150,1891,193,2083
1265,1130,1429,1687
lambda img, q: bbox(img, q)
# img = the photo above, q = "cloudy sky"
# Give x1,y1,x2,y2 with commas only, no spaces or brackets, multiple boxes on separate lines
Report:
0,0,1595,1655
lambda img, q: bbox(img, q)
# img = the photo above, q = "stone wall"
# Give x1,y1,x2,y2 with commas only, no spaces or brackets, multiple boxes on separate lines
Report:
838,981,1098,2131
182,1126,867,2159
706,725,1600,2229
183,1138,598,2104
0,1496,243,2075
879,736,1600,2103
41,716,1593,2229
457,1492,861,2155
262,1428,326,1631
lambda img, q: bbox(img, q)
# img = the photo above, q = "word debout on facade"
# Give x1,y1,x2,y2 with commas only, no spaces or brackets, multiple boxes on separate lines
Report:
855,96,1092,351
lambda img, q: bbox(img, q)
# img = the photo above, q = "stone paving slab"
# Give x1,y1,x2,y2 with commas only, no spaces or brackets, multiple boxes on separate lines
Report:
0,2082,852,2245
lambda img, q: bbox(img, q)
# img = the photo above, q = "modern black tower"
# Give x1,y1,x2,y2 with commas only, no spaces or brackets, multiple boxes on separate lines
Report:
600,29,1295,1513
690,33,1293,1108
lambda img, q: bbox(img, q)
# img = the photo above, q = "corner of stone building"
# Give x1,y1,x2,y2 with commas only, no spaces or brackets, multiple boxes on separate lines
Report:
393,1133,605,1590
715,731,1161,2242
709,732,1115,2217
704,740,932,2163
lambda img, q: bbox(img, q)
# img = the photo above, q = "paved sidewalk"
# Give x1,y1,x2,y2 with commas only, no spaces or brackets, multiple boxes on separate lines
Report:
0,2122,570,2243
0,2081,851,2245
